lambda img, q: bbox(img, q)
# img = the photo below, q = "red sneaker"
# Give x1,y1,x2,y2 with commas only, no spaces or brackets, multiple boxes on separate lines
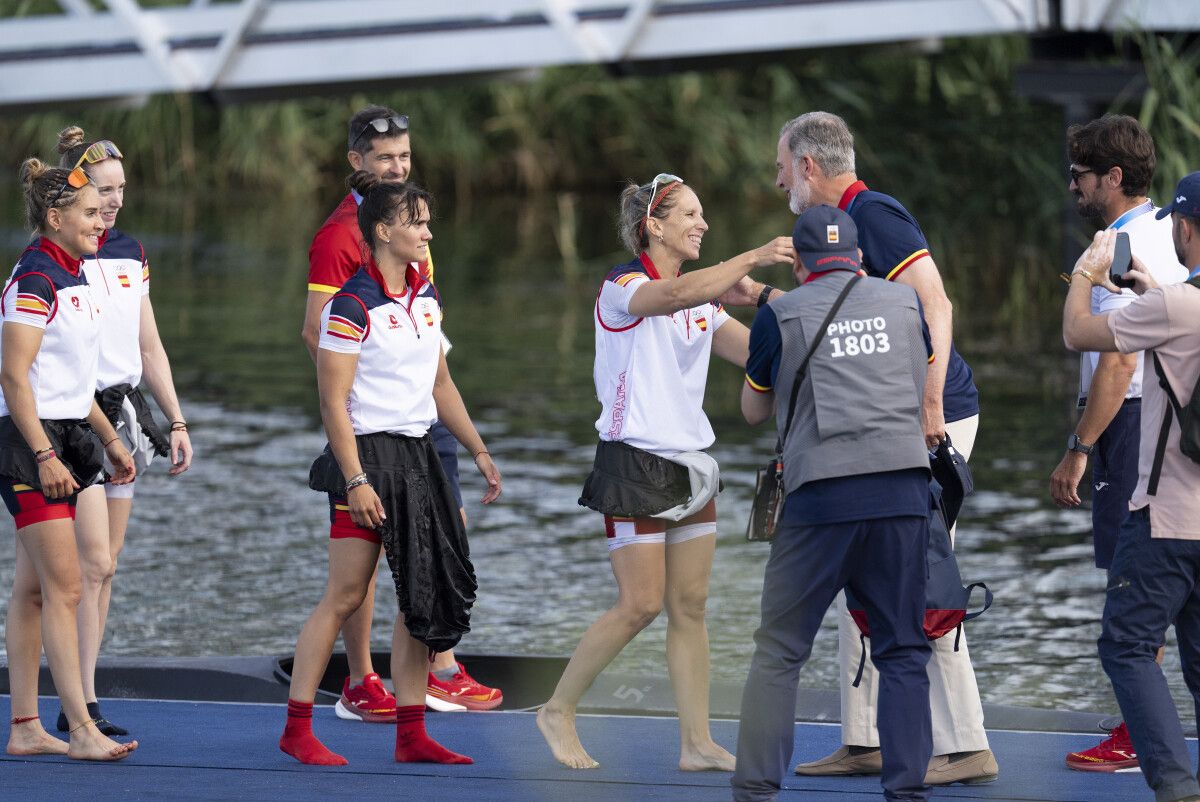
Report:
335,672,397,723
425,662,503,712
1066,722,1139,772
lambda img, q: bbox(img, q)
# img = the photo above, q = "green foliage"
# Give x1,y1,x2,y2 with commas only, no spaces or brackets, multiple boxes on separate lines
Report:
1130,32,1200,201
2,32,1195,344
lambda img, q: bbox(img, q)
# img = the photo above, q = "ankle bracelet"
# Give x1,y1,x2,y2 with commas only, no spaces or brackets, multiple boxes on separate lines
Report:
68,717,99,733
10,715,39,725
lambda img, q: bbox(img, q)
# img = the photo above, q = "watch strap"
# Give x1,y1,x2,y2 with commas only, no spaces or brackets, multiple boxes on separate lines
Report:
1067,434,1094,455
756,284,776,308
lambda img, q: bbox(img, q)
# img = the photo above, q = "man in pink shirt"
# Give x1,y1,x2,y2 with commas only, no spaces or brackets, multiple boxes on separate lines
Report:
1062,171,1200,802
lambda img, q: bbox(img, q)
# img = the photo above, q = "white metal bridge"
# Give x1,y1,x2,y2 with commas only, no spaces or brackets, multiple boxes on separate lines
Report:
0,1,1197,109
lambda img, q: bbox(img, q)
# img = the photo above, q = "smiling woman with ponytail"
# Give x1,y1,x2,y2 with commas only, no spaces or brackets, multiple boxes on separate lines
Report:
1,156,137,761
41,125,194,741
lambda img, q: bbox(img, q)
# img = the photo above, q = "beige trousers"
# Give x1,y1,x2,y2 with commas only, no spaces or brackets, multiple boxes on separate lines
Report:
837,414,989,755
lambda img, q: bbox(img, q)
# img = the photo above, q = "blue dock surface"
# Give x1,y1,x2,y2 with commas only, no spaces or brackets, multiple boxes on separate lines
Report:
0,696,1182,801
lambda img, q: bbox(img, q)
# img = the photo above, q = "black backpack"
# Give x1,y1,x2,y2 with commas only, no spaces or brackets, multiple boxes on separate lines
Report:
1147,276,1200,496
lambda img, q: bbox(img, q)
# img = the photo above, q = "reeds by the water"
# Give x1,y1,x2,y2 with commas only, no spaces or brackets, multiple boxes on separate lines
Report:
0,32,1195,337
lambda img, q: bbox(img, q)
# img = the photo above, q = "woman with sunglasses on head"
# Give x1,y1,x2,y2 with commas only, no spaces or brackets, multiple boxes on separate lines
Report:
281,172,501,766
538,175,793,771
45,127,193,738
2,157,138,761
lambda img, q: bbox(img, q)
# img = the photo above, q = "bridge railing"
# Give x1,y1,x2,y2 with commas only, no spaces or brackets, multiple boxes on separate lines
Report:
5,1,1192,108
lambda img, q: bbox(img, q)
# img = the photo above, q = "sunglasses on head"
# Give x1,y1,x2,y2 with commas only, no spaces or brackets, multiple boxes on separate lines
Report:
645,172,683,226
352,114,409,147
48,140,123,208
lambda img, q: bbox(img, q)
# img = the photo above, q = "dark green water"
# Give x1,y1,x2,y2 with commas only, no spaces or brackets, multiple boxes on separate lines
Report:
0,184,1186,721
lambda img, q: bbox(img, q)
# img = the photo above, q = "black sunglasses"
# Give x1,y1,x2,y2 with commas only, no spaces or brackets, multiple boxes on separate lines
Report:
1069,166,1100,183
352,115,409,147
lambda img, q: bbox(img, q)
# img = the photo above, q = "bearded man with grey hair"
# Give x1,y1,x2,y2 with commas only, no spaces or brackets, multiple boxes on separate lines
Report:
774,111,994,786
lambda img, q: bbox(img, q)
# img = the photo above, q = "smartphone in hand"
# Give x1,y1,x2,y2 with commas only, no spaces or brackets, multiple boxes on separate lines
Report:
1110,231,1134,289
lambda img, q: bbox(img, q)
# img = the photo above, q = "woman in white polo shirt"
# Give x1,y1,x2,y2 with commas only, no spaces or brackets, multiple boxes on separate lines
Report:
280,174,501,767
538,174,793,771
52,126,194,739
2,157,137,761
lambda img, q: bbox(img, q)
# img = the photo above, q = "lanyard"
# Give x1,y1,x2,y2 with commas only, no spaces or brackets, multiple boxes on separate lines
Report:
1189,266,1200,281
1108,200,1153,231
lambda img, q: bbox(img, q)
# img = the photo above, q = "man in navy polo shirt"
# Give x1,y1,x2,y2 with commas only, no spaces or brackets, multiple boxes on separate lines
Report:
733,205,934,802
774,111,993,786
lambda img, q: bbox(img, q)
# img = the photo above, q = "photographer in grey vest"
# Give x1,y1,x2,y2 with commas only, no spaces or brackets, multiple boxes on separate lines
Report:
732,205,934,802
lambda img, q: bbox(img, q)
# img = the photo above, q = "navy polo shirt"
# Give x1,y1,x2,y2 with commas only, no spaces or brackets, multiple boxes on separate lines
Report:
745,269,931,525
839,180,979,423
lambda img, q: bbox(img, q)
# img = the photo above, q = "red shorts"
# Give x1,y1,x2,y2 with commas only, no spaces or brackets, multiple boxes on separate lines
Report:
0,481,76,529
328,495,382,544
603,499,717,552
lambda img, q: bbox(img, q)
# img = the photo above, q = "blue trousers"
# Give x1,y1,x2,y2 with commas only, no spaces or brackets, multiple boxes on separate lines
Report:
1092,398,1140,570
430,420,463,509
732,515,933,802
1100,507,1200,802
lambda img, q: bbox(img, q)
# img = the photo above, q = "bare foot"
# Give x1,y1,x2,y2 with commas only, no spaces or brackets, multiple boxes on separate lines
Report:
7,720,69,756
679,740,736,772
67,722,138,762
537,705,599,769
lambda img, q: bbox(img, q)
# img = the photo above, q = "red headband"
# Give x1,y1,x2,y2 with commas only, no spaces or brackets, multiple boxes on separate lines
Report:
640,180,682,234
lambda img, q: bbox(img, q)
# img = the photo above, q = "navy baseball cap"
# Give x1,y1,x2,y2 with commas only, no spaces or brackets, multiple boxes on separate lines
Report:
792,204,860,272
1156,171,1200,219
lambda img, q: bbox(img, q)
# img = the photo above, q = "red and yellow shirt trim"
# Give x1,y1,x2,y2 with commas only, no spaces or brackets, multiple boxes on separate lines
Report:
885,249,929,281
745,375,771,393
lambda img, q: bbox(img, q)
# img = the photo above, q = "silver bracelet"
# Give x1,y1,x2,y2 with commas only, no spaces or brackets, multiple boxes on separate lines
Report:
345,473,370,493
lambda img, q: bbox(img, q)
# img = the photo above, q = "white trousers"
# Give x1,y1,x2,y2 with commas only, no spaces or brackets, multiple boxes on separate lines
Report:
837,414,989,755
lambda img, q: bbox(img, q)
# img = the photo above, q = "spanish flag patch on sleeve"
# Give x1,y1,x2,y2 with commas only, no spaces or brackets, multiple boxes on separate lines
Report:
326,314,364,343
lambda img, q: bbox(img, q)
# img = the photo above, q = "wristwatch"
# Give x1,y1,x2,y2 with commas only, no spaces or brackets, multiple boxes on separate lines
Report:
1067,433,1094,456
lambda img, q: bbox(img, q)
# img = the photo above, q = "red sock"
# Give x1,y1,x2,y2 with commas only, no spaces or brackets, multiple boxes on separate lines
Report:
394,705,472,764
280,699,348,766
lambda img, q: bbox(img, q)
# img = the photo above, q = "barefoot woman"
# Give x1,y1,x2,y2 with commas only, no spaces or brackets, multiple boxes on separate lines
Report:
280,174,500,766
2,157,137,760
538,175,792,771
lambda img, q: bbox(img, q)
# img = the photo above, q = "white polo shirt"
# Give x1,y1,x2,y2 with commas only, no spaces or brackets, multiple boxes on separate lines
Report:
83,228,150,389
1079,202,1187,404
593,252,729,456
318,265,443,437
0,239,101,420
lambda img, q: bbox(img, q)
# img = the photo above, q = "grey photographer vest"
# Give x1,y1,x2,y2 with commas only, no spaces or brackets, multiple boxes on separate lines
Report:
771,270,929,494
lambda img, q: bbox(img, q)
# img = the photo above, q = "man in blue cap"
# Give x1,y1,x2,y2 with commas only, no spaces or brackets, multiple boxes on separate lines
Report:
733,205,934,802
1062,171,1200,802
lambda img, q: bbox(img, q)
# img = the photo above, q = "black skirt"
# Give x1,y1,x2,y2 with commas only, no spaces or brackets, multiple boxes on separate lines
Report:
96,383,170,458
309,431,477,654
0,416,105,490
578,439,691,518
